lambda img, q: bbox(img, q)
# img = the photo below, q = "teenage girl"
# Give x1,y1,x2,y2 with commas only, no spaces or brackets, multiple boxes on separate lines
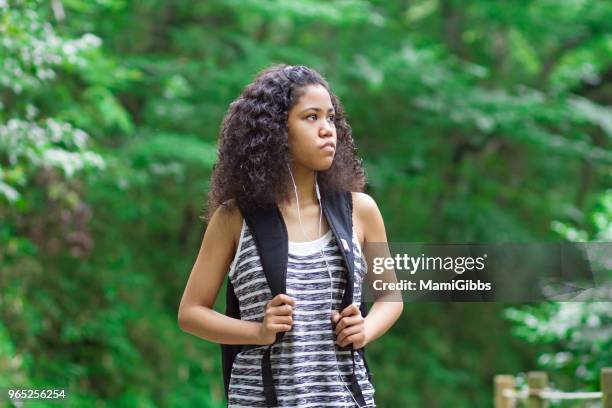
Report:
178,64,403,407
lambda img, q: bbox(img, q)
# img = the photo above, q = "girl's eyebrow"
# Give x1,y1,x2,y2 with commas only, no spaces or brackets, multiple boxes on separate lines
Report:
299,107,335,114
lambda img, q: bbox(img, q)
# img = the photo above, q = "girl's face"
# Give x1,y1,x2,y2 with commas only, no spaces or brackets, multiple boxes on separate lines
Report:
287,84,337,172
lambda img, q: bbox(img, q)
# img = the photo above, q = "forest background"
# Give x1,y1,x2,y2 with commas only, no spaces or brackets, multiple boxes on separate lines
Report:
1,0,611,406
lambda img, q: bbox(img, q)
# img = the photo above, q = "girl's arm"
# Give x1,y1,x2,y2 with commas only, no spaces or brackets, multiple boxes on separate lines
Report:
178,203,294,345
177,202,265,345
353,192,404,345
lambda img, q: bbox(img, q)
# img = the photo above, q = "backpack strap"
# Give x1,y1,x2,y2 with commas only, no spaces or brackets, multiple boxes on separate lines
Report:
221,279,242,399
221,203,288,405
240,204,288,407
241,205,288,298
321,190,355,310
322,190,368,407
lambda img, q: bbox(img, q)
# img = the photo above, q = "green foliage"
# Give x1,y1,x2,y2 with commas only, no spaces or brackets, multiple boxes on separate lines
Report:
506,189,612,396
506,302,611,387
1,0,611,406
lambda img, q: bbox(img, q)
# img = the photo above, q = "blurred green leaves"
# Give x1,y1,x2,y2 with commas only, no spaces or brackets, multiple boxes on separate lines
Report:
1,0,611,406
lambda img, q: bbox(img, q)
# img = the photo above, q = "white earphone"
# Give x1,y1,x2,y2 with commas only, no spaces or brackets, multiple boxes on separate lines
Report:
287,164,375,408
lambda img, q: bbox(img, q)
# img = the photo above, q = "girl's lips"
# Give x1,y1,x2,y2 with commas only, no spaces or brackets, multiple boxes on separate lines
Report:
320,143,335,152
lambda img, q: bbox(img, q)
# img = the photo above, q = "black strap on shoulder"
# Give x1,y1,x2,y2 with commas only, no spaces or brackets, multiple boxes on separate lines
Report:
321,190,355,310
240,204,288,407
241,205,288,298
322,190,368,407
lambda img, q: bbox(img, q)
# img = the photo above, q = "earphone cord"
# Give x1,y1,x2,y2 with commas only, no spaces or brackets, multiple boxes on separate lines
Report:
288,166,376,408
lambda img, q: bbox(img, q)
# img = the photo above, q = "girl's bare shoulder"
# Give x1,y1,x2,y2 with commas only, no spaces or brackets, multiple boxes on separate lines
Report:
351,192,378,217
351,192,387,243
209,199,244,247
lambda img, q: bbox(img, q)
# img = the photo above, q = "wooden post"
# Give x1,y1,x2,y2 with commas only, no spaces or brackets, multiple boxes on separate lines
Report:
494,375,516,408
603,367,612,408
528,371,548,408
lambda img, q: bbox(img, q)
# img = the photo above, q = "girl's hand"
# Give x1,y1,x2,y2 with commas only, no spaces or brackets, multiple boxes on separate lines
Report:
258,294,295,345
331,304,369,349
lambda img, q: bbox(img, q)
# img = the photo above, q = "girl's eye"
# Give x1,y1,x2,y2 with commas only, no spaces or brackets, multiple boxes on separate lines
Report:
307,114,336,121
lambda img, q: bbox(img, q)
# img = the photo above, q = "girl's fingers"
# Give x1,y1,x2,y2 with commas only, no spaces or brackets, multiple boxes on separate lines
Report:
337,324,363,344
268,294,295,308
268,323,292,333
334,314,363,333
270,315,293,325
330,311,341,323
340,303,359,317
267,304,293,316
340,333,365,347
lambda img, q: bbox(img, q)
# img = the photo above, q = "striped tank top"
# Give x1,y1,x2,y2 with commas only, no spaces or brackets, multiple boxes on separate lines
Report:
227,219,376,407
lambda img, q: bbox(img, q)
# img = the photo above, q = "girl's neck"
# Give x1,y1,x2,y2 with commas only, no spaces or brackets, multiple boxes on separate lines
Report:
286,162,318,209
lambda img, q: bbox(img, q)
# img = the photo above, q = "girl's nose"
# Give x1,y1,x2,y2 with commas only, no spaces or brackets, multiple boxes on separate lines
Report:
320,123,334,136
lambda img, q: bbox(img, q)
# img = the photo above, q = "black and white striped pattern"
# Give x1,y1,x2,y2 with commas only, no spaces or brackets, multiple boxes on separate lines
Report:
227,220,376,407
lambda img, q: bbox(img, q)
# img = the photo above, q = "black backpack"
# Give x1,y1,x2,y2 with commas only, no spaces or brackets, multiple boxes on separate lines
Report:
221,190,372,407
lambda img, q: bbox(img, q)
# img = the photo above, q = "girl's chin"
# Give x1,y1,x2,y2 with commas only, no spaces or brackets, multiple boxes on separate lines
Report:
296,156,334,172
314,159,334,171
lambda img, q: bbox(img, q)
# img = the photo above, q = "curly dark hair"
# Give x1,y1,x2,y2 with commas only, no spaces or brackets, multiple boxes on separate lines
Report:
205,64,366,221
